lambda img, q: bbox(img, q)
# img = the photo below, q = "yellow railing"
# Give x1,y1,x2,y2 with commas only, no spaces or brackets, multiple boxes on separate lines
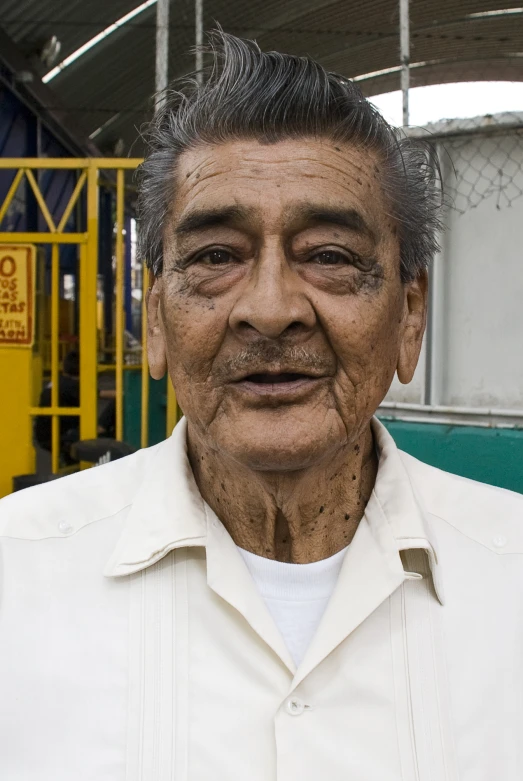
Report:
0,158,176,483
40,340,73,372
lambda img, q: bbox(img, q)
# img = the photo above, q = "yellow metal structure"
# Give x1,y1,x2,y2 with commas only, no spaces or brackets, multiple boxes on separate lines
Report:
0,157,177,496
0,243,38,497
0,244,35,346
115,168,125,441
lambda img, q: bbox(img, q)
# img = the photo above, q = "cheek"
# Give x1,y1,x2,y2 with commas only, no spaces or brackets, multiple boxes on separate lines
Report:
324,290,404,391
160,287,229,384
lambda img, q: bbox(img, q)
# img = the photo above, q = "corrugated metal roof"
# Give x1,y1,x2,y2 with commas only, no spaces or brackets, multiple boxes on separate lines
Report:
1,0,523,154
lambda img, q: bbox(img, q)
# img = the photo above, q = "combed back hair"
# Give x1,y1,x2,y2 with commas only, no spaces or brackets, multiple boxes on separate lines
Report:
137,30,443,282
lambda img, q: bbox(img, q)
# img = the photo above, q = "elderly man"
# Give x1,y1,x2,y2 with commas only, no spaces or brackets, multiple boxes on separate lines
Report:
1,32,523,781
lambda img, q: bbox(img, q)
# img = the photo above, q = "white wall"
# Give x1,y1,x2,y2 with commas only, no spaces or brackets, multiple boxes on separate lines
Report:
386,125,523,411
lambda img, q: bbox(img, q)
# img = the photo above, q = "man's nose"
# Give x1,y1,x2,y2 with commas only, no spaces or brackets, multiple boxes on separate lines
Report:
229,248,316,340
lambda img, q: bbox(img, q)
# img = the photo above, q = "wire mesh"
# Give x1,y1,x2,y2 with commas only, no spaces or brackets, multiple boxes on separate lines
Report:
414,114,523,215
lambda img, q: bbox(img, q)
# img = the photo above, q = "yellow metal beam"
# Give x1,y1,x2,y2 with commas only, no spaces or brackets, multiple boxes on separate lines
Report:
57,171,87,232
25,169,57,233
0,168,24,225
29,407,80,416
94,158,143,169
0,232,87,244
115,168,125,441
79,164,99,445
0,158,143,169
50,245,60,474
166,381,178,437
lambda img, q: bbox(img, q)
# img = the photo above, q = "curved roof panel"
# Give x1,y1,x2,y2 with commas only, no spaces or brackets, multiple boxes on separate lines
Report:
1,0,523,154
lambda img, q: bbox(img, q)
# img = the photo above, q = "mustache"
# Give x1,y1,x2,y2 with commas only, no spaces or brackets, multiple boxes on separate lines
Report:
216,343,333,380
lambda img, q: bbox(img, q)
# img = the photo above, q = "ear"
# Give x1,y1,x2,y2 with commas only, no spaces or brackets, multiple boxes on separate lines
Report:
146,272,167,380
397,271,428,385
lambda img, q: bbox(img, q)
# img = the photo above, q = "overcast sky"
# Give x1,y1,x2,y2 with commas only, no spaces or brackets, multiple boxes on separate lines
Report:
370,81,523,127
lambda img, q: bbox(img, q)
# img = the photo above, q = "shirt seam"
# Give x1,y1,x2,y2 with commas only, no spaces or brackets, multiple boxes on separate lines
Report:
0,501,133,541
426,510,523,555
252,594,335,603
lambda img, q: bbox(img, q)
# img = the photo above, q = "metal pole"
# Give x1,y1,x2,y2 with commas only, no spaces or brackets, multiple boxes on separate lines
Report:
140,261,149,449
166,377,178,436
115,169,125,441
425,141,447,407
195,0,203,83
399,0,410,127
155,0,170,111
80,161,99,446
50,244,60,474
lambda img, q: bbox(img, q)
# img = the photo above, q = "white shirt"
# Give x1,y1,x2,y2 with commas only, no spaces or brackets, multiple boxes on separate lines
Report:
1,417,523,781
238,545,348,667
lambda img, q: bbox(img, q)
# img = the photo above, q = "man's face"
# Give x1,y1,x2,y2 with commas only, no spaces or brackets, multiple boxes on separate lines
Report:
148,138,427,471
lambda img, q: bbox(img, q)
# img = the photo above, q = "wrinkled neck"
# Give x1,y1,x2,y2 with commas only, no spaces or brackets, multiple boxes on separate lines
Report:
188,424,378,563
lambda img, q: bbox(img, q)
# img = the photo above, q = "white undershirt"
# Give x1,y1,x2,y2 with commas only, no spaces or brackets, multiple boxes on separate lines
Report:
238,545,349,667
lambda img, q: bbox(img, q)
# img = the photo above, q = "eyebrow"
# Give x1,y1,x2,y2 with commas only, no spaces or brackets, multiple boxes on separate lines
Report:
174,203,376,240
296,206,375,240
174,206,251,235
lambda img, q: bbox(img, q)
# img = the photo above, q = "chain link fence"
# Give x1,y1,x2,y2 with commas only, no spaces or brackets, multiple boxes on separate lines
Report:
410,112,523,215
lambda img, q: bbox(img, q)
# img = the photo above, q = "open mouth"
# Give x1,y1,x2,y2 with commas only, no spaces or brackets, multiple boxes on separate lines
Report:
233,371,323,397
242,372,312,384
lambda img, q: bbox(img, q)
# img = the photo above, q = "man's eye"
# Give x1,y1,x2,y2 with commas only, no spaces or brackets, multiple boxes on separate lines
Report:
312,250,352,266
198,249,234,265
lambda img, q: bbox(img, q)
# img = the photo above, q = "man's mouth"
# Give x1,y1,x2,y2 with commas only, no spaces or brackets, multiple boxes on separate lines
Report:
232,371,324,399
242,372,312,384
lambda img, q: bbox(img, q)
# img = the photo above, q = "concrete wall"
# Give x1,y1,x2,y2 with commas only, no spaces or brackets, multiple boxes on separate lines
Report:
382,117,523,491
385,117,523,413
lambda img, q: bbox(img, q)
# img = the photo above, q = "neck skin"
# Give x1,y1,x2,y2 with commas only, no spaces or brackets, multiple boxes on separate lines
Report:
187,424,378,564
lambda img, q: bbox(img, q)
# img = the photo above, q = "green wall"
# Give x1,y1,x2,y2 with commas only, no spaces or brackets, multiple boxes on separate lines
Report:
380,418,523,494
123,372,167,449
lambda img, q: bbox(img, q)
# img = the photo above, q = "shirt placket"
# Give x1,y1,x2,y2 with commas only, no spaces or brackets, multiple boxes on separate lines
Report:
125,549,190,781
395,549,459,781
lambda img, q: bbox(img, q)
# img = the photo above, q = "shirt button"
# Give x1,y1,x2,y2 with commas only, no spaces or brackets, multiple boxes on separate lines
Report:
58,521,73,535
493,534,507,548
285,696,305,716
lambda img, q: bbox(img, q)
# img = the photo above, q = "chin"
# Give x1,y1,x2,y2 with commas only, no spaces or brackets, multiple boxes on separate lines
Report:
216,422,342,473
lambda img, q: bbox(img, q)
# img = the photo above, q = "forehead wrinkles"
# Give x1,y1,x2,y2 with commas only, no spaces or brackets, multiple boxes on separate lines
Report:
173,141,388,228
178,141,378,186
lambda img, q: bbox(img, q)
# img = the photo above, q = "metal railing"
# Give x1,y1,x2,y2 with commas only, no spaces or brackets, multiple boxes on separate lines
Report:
0,157,178,480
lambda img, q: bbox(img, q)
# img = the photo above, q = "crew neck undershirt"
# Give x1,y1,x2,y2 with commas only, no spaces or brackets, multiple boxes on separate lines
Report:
237,545,349,667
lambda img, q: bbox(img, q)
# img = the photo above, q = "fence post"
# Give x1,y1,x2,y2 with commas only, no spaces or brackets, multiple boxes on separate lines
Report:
79,161,99,445
399,0,410,127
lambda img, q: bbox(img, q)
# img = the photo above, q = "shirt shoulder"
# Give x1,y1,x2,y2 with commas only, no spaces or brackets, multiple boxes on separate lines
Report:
0,440,166,540
399,449,523,554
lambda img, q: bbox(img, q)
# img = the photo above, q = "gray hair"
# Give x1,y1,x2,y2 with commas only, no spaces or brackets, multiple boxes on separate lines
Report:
137,30,442,282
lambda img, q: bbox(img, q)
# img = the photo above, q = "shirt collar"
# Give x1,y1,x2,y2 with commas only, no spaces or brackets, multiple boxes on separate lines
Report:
103,418,206,578
370,417,444,604
104,416,444,604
